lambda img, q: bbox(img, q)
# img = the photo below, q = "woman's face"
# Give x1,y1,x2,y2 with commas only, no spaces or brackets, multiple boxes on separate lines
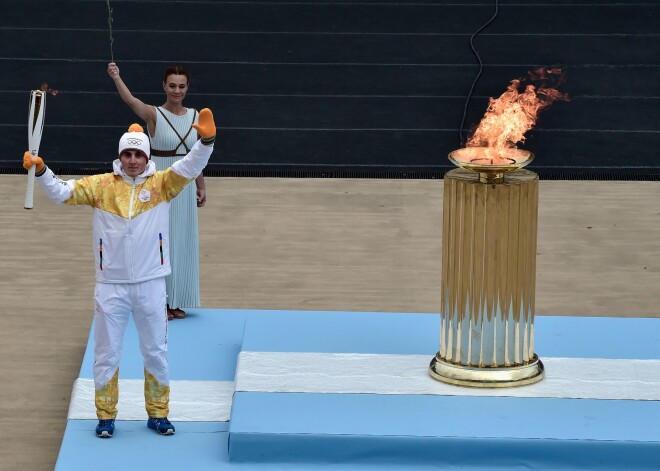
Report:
163,74,188,104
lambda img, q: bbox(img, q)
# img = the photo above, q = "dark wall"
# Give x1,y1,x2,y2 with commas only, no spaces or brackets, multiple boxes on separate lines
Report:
1,0,658,177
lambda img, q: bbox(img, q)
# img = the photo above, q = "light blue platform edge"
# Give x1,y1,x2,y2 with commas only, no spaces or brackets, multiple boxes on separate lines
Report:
58,310,660,470
229,312,660,469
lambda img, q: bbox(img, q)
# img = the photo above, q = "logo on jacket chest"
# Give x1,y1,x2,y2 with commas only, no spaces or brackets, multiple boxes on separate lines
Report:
138,189,151,202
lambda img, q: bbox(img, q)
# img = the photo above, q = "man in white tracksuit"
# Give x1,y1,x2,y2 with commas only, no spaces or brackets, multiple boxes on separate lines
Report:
22,109,216,438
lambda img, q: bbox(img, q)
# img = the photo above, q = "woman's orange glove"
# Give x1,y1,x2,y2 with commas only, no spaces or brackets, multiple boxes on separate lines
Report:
192,108,216,143
23,151,45,173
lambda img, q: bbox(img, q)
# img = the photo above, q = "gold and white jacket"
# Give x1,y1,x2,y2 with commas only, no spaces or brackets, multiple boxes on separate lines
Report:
36,140,213,283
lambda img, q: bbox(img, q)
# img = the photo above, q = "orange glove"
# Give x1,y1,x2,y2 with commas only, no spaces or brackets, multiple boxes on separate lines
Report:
192,108,216,141
23,151,45,173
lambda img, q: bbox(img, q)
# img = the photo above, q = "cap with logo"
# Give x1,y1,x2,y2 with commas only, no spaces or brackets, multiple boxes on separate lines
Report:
118,123,150,159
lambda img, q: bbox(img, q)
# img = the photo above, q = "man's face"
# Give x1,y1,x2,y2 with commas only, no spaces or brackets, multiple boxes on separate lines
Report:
120,150,148,177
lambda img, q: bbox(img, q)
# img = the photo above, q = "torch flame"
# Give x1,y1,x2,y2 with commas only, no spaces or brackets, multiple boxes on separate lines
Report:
39,82,59,96
467,68,568,151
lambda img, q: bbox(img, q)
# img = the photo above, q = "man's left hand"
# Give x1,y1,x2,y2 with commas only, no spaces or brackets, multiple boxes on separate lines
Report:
192,108,216,142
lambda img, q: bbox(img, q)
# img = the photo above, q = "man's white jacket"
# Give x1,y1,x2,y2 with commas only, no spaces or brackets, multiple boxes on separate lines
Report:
36,140,213,284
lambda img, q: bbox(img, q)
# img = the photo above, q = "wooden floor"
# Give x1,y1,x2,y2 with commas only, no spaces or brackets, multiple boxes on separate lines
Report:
1,175,659,470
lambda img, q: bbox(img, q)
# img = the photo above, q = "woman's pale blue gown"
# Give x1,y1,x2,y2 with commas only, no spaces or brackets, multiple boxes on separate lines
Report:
149,106,200,309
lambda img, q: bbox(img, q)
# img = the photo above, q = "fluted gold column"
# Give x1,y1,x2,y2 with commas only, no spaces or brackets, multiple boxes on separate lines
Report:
429,168,544,387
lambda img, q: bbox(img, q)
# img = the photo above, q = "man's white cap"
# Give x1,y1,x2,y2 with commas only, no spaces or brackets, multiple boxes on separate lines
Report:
118,123,150,159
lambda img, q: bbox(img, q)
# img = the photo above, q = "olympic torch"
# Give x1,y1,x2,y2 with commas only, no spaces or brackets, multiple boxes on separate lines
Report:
24,83,57,209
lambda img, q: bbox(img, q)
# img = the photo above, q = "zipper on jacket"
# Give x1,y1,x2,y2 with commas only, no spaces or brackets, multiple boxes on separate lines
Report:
128,180,136,281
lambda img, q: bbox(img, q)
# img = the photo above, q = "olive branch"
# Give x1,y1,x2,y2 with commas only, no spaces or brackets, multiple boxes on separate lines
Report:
106,0,115,61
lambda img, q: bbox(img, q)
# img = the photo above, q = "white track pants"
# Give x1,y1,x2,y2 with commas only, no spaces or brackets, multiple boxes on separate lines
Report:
93,277,169,419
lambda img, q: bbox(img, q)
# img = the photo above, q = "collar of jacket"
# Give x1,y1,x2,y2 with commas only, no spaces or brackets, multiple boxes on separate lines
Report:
112,159,157,184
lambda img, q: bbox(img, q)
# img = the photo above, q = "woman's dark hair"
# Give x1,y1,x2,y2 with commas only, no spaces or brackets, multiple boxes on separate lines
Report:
163,66,190,84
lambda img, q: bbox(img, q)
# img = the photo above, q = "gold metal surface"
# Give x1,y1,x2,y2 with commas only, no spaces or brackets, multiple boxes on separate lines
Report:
449,147,534,184
429,353,544,388
430,163,543,388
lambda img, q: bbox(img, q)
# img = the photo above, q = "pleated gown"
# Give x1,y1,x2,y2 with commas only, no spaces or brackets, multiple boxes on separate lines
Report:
149,106,201,308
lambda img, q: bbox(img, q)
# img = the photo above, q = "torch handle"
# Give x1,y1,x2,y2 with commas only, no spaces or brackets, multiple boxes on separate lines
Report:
24,165,36,209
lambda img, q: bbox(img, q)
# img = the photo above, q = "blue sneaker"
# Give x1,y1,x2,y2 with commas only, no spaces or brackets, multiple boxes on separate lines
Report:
147,417,175,435
96,419,115,438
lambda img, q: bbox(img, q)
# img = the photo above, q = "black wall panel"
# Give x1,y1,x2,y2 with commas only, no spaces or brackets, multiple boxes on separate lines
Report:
1,0,658,177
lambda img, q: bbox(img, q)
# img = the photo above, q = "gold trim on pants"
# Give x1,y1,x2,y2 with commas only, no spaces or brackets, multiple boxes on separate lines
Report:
144,368,170,418
94,368,170,419
95,369,120,420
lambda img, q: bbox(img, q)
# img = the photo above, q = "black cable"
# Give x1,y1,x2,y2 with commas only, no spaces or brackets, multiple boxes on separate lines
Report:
458,0,499,145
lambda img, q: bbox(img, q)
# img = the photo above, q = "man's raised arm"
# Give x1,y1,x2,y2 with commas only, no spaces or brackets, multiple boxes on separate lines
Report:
23,151,95,206
170,108,216,180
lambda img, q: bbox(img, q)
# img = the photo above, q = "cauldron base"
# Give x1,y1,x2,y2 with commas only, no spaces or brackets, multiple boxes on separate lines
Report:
429,353,545,388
